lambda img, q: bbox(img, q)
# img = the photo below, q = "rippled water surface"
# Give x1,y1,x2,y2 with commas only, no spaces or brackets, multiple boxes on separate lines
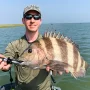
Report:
0,23,90,90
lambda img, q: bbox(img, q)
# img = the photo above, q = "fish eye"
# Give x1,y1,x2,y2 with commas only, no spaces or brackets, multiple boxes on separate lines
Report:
28,48,32,53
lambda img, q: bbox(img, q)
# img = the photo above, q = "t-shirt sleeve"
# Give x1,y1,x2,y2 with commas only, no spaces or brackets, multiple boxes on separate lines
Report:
3,40,19,59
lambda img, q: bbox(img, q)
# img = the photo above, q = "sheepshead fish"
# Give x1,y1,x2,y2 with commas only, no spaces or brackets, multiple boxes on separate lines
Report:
19,32,89,78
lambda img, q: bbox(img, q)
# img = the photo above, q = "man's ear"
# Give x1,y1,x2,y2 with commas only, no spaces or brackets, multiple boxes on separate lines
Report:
22,18,25,24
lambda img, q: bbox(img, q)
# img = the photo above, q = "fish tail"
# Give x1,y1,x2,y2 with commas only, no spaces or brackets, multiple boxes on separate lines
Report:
70,67,86,79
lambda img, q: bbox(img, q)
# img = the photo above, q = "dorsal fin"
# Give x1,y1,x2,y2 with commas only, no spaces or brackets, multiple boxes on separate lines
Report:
43,31,79,49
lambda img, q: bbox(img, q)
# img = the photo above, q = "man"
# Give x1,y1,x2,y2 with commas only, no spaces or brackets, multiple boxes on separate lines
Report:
0,5,69,90
0,5,52,90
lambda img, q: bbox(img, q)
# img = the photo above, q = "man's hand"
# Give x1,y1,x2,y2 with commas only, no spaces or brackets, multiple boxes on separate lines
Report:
46,66,69,75
0,54,11,71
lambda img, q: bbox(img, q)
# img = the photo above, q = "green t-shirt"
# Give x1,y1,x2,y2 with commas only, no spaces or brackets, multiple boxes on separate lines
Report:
4,34,51,90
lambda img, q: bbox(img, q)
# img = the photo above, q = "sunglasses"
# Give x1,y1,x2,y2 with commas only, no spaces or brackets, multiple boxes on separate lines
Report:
24,14,41,20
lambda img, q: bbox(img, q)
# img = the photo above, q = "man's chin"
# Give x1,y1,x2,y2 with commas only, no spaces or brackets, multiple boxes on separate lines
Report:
28,29,37,32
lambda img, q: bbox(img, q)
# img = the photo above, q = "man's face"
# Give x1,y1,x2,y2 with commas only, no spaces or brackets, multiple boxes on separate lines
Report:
22,10,42,32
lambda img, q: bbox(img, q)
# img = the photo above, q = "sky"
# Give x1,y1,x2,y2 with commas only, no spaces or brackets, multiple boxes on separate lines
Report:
0,0,90,24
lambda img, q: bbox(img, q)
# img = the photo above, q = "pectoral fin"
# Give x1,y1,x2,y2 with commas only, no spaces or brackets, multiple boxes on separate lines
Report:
48,60,71,75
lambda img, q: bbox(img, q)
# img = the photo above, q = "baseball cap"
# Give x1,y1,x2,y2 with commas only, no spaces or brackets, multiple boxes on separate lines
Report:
23,5,41,16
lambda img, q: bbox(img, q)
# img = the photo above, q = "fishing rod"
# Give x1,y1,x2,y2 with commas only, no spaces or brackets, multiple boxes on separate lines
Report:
1,57,57,85
0,57,23,65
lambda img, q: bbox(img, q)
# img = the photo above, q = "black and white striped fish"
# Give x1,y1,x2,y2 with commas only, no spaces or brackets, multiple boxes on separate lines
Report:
19,32,89,78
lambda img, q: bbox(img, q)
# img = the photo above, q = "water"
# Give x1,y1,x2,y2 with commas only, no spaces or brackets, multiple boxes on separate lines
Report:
0,23,90,90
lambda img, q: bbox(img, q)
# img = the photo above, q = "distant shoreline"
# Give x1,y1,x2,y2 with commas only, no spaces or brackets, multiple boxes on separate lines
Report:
0,24,24,28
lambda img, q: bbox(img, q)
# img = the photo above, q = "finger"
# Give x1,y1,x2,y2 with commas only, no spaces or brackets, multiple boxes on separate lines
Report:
0,61,5,69
0,59,2,63
64,67,69,73
2,64,11,71
0,54,6,63
0,61,11,70
58,71,63,75
0,61,7,65
46,66,51,71
3,61,7,65
65,70,69,73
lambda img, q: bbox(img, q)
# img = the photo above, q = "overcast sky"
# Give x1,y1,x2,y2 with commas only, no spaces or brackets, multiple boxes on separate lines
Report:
0,0,90,24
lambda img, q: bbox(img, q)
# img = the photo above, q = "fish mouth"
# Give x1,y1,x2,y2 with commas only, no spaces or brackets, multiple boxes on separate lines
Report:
20,61,32,66
19,60,47,69
19,61,39,69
